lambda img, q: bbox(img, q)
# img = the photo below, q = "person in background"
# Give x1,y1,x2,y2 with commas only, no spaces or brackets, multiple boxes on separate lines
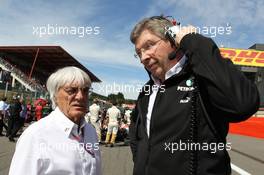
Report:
19,98,27,128
124,108,132,125
0,97,8,136
7,96,22,142
25,102,32,123
105,101,121,147
9,66,101,175
89,99,102,143
35,102,43,121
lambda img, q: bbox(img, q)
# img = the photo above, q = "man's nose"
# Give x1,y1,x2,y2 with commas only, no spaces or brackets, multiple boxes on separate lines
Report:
140,51,151,64
75,90,86,99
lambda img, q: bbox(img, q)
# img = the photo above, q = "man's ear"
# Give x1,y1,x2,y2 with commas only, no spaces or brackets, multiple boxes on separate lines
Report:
165,39,177,50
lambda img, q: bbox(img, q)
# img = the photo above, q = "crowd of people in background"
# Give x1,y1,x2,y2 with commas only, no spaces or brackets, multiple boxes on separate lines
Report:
0,58,134,147
0,94,133,146
86,98,132,147
0,95,52,142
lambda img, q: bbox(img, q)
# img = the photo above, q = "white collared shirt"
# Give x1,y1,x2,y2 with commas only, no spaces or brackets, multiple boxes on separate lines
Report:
146,55,187,137
9,107,101,175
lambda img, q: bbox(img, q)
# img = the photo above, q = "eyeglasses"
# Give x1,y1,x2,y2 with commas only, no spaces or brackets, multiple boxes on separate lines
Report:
62,86,90,96
134,39,162,59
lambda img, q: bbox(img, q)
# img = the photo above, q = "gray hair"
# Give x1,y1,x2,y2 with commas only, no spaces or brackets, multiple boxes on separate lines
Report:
130,16,173,44
46,66,91,109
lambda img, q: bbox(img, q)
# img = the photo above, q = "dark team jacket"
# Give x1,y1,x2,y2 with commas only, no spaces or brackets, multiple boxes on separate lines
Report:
129,33,260,175
9,101,22,119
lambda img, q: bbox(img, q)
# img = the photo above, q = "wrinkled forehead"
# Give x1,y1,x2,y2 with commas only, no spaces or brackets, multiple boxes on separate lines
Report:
135,30,161,48
60,80,90,89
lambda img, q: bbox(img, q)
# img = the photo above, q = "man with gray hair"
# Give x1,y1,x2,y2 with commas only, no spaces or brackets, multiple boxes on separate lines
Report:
9,66,102,175
129,16,259,175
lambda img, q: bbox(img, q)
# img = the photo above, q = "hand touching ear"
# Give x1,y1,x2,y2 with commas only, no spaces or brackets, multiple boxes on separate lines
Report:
176,25,197,45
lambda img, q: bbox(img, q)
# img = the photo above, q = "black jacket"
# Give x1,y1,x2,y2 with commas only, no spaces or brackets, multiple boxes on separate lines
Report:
9,100,22,119
129,33,260,175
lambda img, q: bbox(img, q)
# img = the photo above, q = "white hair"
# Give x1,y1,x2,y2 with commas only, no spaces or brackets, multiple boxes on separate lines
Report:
46,66,91,109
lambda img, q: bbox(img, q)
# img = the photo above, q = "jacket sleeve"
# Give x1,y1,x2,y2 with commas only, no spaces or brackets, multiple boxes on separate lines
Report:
179,33,260,122
129,105,139,162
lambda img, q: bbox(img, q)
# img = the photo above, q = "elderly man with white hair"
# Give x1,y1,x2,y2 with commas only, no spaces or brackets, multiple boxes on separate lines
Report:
9,66,102,175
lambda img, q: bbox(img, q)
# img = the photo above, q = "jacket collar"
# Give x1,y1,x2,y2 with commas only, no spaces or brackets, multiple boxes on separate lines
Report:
150,55,187,85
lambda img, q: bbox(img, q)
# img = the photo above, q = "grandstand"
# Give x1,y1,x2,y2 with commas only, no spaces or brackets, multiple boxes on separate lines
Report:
0,46,101,99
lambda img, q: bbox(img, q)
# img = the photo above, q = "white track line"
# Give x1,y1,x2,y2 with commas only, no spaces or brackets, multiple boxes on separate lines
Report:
231,163,251,175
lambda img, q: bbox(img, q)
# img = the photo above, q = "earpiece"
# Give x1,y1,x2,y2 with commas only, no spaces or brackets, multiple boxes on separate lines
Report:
150,15,181,60
168,51,177,60
165,25,180,47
